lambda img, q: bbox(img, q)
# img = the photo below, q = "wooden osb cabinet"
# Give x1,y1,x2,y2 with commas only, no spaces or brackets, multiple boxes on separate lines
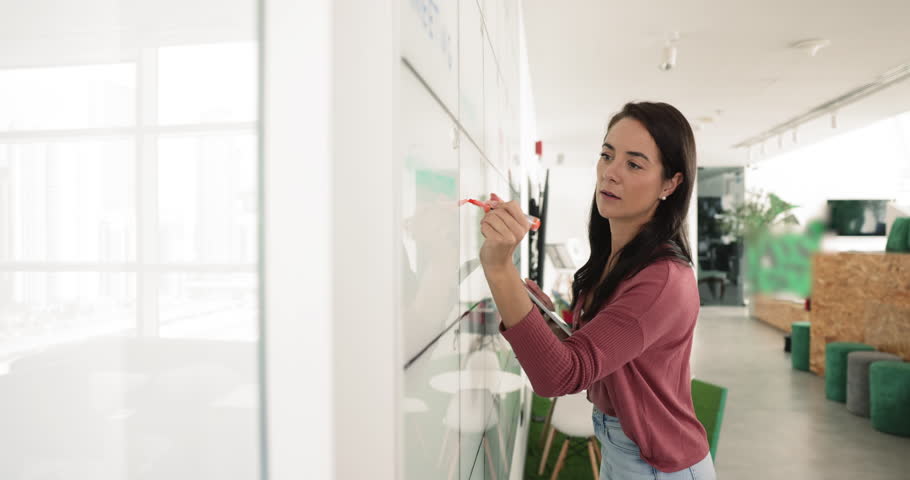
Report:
809,252,910,375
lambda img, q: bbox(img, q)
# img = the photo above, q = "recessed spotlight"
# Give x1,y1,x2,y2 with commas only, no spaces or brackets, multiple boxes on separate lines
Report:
789,38,831,57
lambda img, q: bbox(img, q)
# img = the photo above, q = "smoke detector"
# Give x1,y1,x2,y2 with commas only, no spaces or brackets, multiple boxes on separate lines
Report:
789,38,831,57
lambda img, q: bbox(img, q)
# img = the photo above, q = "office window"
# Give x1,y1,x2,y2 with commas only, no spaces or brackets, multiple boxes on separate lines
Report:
0,139,135,262
158,43,258,125
0,41,259,355
158,133,257,265
0,64,135,131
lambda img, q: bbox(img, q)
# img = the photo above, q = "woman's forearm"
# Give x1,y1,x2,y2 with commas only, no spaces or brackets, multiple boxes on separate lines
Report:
483,266,534,329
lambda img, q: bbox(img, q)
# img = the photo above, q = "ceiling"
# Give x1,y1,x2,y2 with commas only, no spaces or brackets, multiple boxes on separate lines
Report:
521,0,910,168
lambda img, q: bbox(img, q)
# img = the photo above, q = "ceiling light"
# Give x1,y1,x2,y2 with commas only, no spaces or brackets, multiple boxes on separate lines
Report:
659,32,680,71
659,44,677,71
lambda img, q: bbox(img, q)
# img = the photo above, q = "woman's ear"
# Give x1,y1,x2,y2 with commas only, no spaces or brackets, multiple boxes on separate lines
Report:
662,172,683,198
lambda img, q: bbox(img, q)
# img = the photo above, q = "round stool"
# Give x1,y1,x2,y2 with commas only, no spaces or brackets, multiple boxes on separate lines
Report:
825,342,875,402
870,361,910,437
846,351,902,417
791,322,811,371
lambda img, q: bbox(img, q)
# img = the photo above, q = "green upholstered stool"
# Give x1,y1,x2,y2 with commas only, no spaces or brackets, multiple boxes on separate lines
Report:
825,342,875,402
870,361,910,437
885,217,910,253
692,378,728,461
791,322,811,371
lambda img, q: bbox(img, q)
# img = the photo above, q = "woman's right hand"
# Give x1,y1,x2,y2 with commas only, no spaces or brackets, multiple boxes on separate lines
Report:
524,278,555,311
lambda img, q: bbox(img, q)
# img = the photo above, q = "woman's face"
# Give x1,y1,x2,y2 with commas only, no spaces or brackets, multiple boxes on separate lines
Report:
595,117,678,223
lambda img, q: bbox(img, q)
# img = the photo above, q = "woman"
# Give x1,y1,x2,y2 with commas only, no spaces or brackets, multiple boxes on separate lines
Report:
478,102,715,479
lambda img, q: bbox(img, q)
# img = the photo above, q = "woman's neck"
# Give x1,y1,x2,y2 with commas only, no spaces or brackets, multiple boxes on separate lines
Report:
609,218,643,260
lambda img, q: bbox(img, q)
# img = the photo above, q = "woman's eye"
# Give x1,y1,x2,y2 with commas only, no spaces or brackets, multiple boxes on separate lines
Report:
600,153,611,161
628,161,641,170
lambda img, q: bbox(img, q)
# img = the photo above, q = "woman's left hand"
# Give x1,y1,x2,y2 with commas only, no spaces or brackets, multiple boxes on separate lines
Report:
479,194,531,273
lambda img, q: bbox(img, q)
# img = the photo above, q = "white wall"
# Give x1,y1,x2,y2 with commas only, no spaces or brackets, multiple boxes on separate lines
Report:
543,166,597,274
746,110,910,252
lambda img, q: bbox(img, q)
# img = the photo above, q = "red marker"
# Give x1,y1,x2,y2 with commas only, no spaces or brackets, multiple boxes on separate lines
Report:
460,197,541,232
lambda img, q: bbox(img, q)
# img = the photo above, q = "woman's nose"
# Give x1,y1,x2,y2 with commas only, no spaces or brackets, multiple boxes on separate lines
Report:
602,161,620,183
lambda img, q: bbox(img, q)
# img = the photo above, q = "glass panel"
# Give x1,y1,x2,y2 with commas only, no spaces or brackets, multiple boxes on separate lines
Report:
404,325,461,480
458,0,484,146
158,133,257,264
400,64,460,362
0,139,135,262
400,0,459,115
0,0,261,477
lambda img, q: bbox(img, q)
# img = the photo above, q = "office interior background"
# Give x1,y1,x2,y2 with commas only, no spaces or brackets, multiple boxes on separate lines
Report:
1,0,909,479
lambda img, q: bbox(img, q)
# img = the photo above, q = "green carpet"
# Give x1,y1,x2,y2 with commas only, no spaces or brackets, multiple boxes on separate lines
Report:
522,394,599,479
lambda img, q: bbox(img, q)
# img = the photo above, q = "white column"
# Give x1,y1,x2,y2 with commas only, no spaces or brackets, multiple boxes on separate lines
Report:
262,0,401,479
261,0,334,478
331,1,401,479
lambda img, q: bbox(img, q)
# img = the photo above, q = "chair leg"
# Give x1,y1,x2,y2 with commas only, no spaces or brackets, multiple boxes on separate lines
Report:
591,436,602,464
437,429,451,467
446,439,459,480
496,422,508,466
539,397,558,445
483,437,498,480
549,439,570,480
587,438,599,480
539,426,556,475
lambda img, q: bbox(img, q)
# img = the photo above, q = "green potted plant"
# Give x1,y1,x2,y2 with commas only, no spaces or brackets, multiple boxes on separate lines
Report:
715,191,802,307
715,190,800,242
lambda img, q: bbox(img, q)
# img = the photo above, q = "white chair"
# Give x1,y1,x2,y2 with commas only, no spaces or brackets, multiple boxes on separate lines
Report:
539,391,600,480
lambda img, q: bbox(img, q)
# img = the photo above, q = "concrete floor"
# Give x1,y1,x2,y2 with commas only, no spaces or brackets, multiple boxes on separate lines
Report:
697,281,744,307
692,306,910,480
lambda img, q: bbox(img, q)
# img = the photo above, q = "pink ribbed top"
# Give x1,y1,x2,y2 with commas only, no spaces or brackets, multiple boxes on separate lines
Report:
499,259,709,472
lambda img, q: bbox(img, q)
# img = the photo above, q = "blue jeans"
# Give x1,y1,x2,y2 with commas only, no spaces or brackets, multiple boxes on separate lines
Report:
592,407,716,480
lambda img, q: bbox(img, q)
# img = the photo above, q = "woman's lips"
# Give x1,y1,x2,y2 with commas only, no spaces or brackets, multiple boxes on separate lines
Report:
601,190,621,200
